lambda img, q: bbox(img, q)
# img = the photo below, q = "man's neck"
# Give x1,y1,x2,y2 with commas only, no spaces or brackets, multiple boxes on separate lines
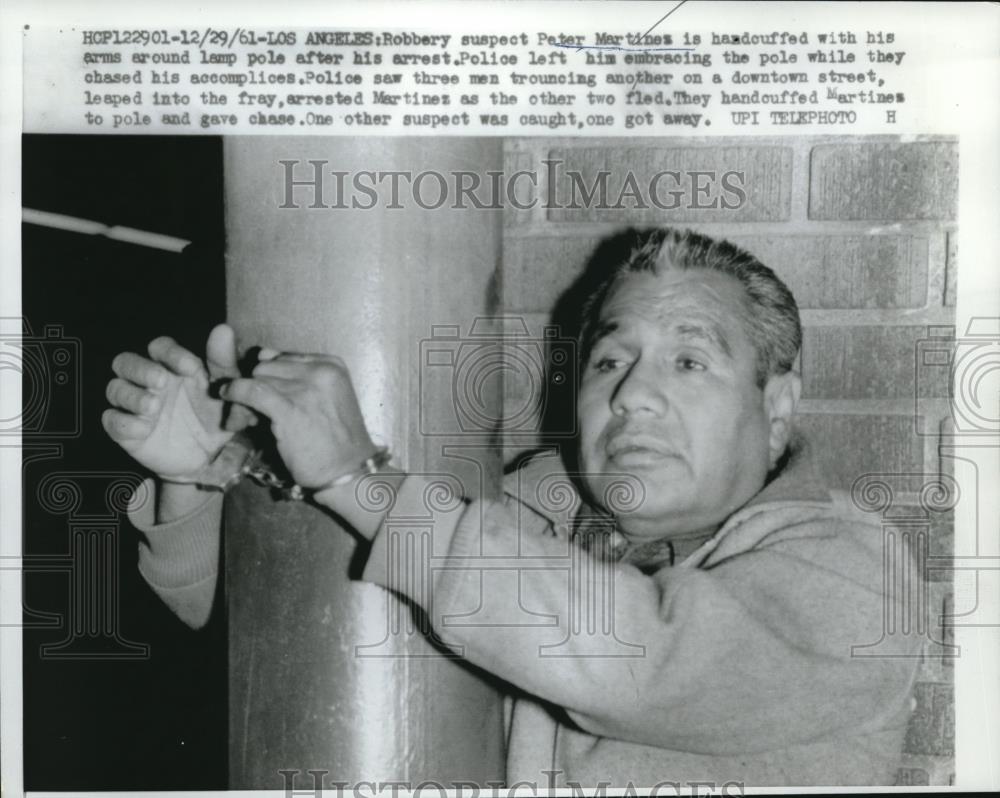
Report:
614,518,719,567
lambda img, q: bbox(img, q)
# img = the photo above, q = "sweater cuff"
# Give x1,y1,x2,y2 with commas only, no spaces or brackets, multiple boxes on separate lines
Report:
128,478,222,589
361,475,480,599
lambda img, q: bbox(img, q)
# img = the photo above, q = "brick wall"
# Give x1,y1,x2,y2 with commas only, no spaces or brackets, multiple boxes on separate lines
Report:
499,135,957,785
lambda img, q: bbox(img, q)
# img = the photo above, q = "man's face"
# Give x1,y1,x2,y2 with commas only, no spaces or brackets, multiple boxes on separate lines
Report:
577,267,776,541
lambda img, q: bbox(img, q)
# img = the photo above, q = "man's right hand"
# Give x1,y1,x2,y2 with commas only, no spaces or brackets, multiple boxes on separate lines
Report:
103,323,256,483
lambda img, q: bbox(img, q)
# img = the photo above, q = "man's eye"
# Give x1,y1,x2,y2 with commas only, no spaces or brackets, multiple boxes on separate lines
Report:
676,356,706,372
591,357,623,374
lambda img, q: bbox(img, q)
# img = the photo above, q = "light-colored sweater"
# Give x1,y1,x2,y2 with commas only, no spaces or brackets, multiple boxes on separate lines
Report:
129,444,918,787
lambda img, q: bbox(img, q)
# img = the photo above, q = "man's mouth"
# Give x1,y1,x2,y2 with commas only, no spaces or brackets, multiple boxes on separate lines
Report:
606,435,679,467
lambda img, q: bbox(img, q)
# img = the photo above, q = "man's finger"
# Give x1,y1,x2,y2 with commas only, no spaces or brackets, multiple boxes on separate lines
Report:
252,359,316,380
106,378,159,416
223,404,259,431
266,351,345,365
101,408,152,442
111,352,169,390
219,377,295,420
148,336,208,383
206,323,240,380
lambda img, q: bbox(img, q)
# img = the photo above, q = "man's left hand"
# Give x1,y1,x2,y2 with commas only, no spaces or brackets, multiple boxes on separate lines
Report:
219,351,377,490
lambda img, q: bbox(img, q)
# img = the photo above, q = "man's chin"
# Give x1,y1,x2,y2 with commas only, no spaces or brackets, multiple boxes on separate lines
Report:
583,463,687,517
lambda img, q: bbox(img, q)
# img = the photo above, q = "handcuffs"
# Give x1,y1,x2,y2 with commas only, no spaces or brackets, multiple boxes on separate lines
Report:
165,431,392,501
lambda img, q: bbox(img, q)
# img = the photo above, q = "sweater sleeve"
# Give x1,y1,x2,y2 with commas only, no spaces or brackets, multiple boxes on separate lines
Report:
127,478,223,629
362,476,918,755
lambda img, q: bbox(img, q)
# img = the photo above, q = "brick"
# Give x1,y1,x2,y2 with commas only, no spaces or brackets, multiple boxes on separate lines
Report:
942,591,956,657
919,332,957,402
944,231,957,307
809,141,958,220
547,146,792,223
927,509,954,581
930,582,956,659
504,234,929,313
730,235,929,309
917,646,955,682
864,500,953,587
904,681,954,756
894,766,930,786
796,414,923,489
895,754,954,785
504,150,536,227
918,585,957,680
801,326,951,399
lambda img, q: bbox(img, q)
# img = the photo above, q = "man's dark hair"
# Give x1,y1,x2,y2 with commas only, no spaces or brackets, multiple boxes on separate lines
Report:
574,228,802,388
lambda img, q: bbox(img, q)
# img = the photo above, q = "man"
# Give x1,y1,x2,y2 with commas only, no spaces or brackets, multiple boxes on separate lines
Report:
104,228,918,787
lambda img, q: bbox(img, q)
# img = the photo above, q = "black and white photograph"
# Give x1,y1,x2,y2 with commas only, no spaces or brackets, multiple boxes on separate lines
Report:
2,2,998,795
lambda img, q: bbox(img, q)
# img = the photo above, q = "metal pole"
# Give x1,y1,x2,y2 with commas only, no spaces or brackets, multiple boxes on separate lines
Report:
222,137,505,788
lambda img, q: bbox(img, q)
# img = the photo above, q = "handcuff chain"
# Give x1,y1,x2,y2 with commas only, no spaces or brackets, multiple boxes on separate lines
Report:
238,446,391,501
236,450,304,499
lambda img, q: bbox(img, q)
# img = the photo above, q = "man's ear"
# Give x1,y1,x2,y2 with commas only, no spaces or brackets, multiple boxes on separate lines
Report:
763,371,801,467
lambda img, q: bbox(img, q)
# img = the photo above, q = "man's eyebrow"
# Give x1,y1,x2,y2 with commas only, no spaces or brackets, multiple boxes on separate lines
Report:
674,322,733,357
587,320,619,348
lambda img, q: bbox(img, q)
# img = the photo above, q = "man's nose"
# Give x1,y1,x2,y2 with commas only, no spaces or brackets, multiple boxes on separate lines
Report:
610,359,668,417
